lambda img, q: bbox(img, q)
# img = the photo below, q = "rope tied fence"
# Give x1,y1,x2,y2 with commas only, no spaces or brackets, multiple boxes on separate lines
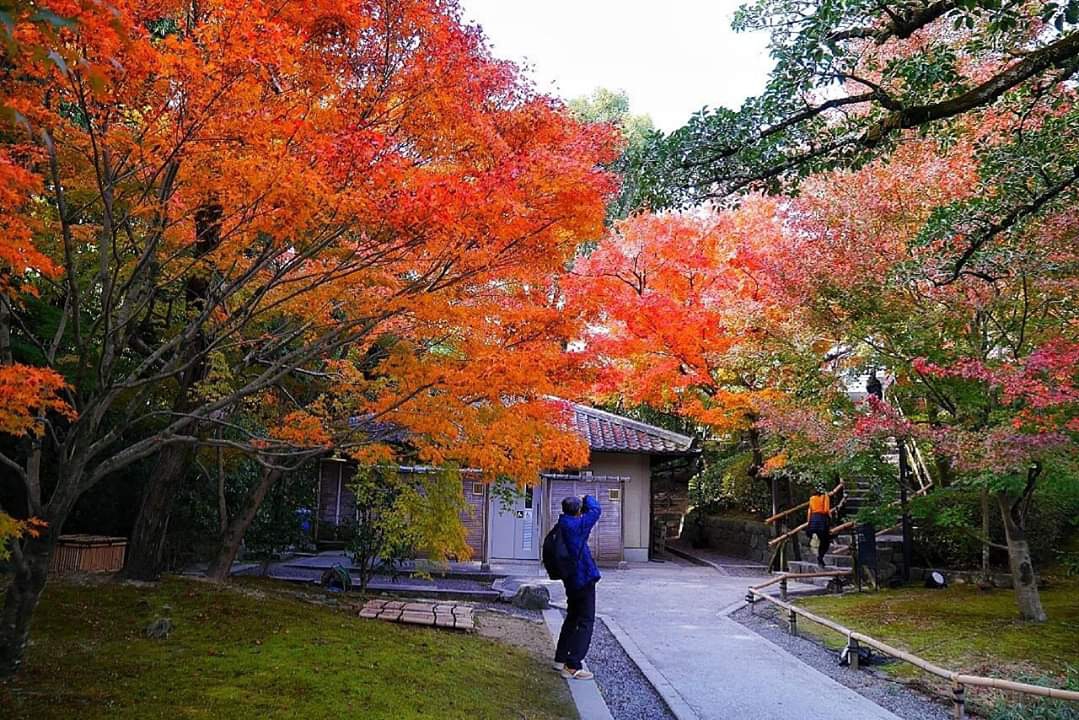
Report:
745,584,1079,719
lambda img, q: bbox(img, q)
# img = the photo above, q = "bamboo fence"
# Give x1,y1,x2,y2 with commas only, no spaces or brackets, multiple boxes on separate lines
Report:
746,586,1079,719
48,535,127,574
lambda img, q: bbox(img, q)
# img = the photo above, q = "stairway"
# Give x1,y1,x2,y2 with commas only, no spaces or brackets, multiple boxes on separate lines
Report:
781,471,915,586
773,387,935,587
785,531,908,587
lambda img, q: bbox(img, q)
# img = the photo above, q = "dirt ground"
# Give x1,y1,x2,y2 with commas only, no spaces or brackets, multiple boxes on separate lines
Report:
475,608,554,661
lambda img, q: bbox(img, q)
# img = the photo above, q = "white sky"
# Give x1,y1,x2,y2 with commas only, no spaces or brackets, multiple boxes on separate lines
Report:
460,1,773,133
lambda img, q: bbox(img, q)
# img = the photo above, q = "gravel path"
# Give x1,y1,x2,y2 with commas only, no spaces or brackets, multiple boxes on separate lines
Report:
589,617,677,720
732,603,956,720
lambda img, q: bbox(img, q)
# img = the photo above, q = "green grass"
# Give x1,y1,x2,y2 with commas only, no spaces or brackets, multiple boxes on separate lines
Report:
0,577,576,720
795,583,1079,684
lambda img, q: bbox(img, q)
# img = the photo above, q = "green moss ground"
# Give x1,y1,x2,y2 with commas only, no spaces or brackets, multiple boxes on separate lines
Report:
0,577,576,720
795,582,1079,684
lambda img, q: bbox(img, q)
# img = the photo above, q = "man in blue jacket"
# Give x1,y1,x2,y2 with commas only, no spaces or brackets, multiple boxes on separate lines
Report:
553,494,601,680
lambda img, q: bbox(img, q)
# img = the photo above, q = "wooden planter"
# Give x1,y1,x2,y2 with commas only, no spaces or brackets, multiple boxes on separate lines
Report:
49,535,127,574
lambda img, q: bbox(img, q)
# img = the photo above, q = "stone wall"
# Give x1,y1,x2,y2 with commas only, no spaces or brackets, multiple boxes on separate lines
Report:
683,510,776,563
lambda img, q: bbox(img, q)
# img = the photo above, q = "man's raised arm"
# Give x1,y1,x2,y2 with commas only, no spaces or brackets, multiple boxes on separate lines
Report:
581,494,601,533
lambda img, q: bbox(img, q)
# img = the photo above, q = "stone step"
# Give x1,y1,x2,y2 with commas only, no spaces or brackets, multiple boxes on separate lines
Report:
823,553,853,568
781,561,850,587
785,558,850,573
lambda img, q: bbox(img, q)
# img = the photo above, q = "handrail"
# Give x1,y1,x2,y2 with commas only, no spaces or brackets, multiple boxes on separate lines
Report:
768,521,809,547
746,588,1079,716
748,569,851,592
769,508,853,548
795,482,935,551
764,481,844,525
888,390,934,493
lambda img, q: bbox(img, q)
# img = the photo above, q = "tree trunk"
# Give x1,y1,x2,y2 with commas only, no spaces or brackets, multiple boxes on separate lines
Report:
980,488,990,581
0,531,54,678
997,494,1047,622
205,468,282,582
122,443,191,580
124,200,222,580
216,446,228,536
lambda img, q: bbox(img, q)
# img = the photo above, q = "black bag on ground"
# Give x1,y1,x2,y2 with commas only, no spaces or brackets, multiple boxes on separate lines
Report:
542,524,575,581
839,644,873,667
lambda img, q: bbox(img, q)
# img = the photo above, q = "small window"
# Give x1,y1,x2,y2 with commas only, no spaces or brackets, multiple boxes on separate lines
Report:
608,488,621,502
472,482,484,497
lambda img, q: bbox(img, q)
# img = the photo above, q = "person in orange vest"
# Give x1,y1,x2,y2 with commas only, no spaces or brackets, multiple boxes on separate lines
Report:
806,485,833,568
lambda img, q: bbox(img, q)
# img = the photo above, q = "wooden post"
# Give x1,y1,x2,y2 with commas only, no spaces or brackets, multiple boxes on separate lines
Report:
847,637,860,671
779,576,788,601
952,680,965,719
788,607,798,636
480,481,490,571
852,527,862,593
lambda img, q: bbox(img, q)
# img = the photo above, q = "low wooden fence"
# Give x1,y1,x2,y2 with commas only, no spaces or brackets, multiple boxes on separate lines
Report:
49,535,127,574
746,580,1079,719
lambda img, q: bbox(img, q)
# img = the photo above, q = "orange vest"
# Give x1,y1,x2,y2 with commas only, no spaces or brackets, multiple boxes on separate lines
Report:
808,494,831,515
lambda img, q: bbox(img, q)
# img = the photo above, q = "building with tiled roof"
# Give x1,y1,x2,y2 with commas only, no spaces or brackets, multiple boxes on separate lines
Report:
318,403,697,565
567,403,694,455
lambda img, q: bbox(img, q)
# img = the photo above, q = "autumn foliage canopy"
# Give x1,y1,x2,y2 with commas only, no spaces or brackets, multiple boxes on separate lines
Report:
0,0,620,673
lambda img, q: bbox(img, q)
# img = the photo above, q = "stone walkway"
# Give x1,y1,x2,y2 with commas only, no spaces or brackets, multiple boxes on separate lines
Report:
502,558,902,720
358,599,475,631
592,560,902,720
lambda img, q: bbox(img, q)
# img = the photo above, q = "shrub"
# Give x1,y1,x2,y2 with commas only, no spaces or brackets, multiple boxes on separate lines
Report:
346,466,470,592
989,667,1079,720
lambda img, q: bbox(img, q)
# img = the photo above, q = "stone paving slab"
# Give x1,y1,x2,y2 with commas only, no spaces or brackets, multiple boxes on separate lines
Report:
541,608,614,720
359,599,475,631
592,560,901,720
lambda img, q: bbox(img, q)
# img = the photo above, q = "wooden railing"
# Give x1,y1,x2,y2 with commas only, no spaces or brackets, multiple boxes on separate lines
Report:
768,503,852,548
745,586,1079,719
774,478,936,550
763,481,844,525
749,569,852,600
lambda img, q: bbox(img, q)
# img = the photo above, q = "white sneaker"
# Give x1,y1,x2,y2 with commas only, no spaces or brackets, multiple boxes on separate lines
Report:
561,667,594,680
551,661,565,671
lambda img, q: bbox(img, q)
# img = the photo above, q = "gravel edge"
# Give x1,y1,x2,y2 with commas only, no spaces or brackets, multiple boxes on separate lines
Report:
589,616,678,720
731,602,958,720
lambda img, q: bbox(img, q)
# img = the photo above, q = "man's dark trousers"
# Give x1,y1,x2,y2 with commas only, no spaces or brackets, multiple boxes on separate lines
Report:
555,581,596,670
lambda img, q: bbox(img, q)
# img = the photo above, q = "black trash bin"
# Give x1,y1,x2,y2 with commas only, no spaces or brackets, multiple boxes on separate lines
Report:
856,523,878,581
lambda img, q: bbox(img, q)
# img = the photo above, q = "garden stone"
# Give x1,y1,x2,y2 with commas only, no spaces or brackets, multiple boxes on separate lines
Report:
510,584,550,610
144,617,172,639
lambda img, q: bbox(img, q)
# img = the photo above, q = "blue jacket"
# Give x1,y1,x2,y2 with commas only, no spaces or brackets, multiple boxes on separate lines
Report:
557,494,602,591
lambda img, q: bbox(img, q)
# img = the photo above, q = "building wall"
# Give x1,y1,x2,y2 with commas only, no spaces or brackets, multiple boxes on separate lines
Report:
317,461,485,561
545,476,624,564
587,452,651,562
318,452,655,563
460,474,487,562
317,459,357,542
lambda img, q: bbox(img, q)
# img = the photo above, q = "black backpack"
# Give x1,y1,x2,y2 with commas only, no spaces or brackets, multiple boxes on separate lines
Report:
542,523,576,581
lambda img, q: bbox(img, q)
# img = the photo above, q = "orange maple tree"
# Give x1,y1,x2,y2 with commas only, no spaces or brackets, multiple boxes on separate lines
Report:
0,0,614,675
567,200,820,473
